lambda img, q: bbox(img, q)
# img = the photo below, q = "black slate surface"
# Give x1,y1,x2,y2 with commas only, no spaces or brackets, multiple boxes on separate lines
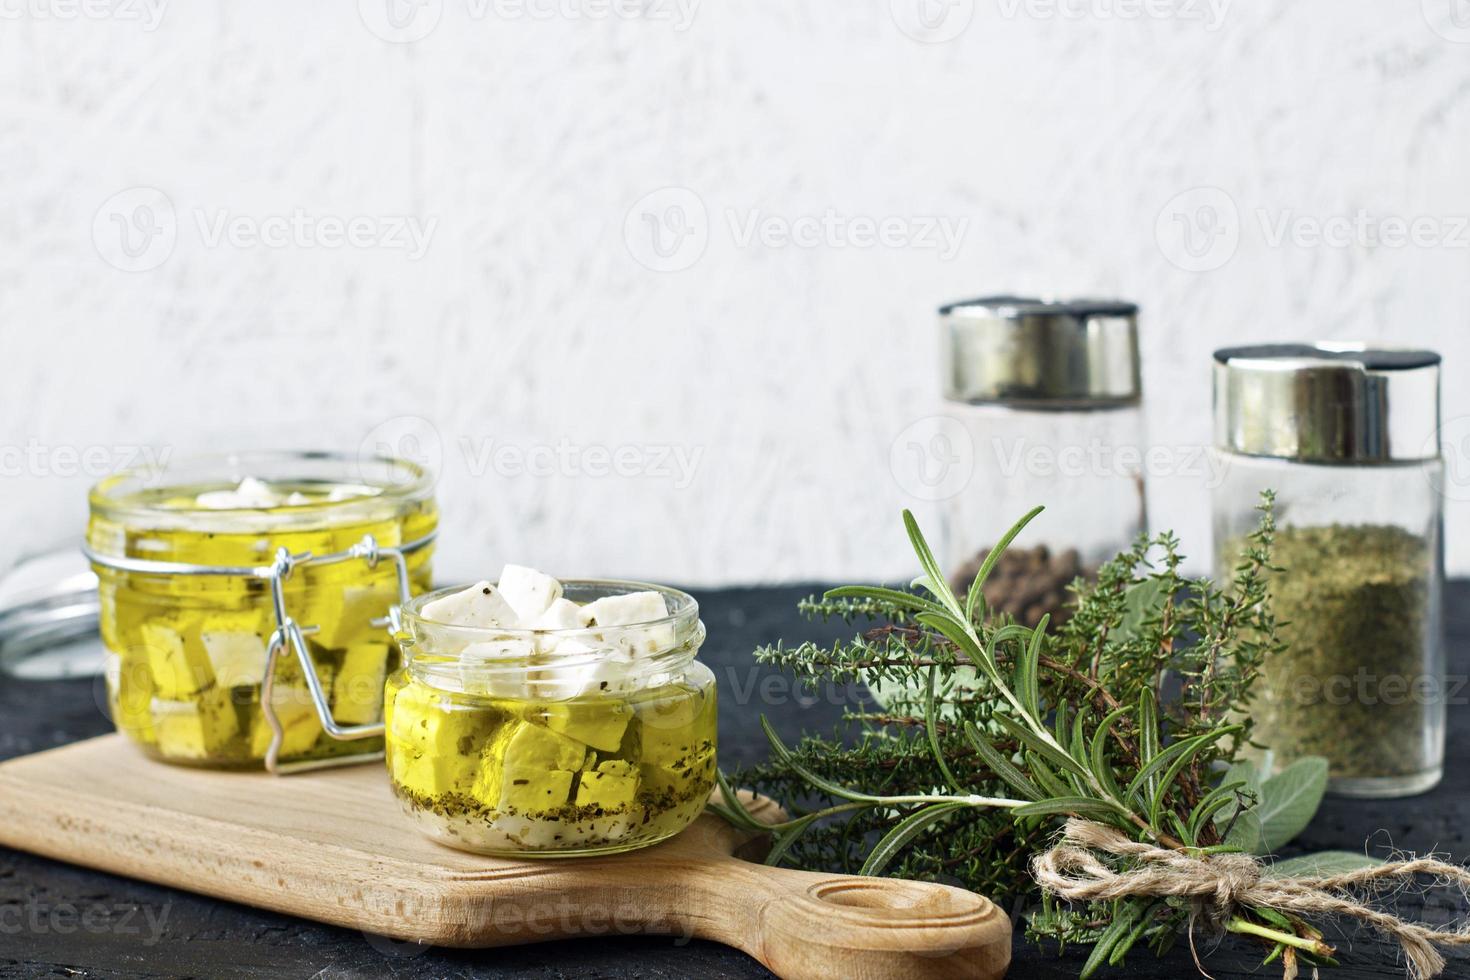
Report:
2,584,1468,980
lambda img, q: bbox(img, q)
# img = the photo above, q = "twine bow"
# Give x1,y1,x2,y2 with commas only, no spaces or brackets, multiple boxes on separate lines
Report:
1032,818,1470,979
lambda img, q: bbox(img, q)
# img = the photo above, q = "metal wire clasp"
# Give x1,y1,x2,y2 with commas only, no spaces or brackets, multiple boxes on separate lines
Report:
258,533,420,774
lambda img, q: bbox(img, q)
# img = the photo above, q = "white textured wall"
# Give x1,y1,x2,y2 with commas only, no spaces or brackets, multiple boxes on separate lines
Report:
3,0,1470,586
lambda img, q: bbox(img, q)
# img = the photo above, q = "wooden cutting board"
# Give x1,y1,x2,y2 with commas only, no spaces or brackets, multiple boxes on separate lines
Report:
0,735,1011,979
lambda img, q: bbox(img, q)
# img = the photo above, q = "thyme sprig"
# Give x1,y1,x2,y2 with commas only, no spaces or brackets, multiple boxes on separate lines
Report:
720,494,1345,976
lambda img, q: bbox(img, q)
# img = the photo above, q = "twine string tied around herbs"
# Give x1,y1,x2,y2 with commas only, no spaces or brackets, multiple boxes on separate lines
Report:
1032,818,1470,980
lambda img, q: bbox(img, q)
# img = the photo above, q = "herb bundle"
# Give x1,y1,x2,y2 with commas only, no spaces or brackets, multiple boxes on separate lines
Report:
716,497,1470,978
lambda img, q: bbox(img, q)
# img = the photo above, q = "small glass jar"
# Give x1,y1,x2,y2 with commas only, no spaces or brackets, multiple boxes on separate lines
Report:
86,451,437,770
937,297,1147,627
384,581,717,857
1211,344,1445,798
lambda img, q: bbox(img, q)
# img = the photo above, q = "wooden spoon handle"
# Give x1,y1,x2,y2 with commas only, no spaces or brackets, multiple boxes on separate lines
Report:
682,854,1013,979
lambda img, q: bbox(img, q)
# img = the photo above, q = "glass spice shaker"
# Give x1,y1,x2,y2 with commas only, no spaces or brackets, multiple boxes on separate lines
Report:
938,297,1148,627
1211,344,1445,798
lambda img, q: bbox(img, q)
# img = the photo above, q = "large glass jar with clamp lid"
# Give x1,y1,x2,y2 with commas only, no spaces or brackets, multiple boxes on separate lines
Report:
936,297,1148,628
86,451,437,771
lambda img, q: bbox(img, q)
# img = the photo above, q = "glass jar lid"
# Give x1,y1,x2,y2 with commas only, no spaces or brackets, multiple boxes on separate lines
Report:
939,296,1141,408
0,548,103,680
1213,343,1442,464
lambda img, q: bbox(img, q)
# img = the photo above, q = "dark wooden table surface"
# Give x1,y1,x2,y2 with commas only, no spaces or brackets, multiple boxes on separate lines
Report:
2,584,1468,979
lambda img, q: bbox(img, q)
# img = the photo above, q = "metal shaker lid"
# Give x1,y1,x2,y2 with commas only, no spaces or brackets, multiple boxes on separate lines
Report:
1213,343,1442,464
939,296,1141,408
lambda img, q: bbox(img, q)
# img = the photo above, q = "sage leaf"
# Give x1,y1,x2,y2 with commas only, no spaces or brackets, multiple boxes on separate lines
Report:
1222,758,1262,798
1117,576,1169,642
1223,808,1264,853
1211,759,1261,840
1266,851,1386,878
1256,756,1329,853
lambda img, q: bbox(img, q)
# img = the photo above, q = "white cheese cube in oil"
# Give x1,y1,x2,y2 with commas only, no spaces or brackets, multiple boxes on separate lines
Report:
140,620,215,699
152,691,240,760
496,565,563,622
331,641,391,725
422,582,519,629
459,639,536,699
583,591,669,629
528,598,591,654
199,630,268,688
584,591,676,656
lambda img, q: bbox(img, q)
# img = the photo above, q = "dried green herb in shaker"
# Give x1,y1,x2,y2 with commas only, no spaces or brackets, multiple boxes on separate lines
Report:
1213,344,1445,798
1239,524,1433,783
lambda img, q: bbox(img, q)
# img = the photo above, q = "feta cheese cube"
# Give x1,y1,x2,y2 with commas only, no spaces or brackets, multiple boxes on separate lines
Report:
392,750,479,799
582,813,637,845
193,491,243,509
300,580,396,649
612,624,678,657
387,680,502,759
489,814,583,849
584,591,676,656
234,476,279,505
583,591,669,628
331,641,390,725
466,720,584,807
251,661,334,758
421,582,519,628
195,477,284,510
527,598,593,655
460,639,536,698
328,485,378,502
152,691,240,759
492,766,575,814
497,565,563,622
528,597,591,632
541,700,632,753
641,760,704,798
141,620,215,699
106,652,156,740
199,630,268,688
575,759,641,810
575,648,639,698
524,639,638,701
500,720,586,771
